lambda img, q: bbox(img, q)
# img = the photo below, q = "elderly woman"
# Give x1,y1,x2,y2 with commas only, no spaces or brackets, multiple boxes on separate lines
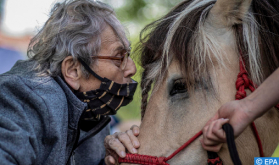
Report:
0,0,139,164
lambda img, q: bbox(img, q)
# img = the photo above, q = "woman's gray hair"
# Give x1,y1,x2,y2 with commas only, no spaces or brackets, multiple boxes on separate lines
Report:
27,0,128,77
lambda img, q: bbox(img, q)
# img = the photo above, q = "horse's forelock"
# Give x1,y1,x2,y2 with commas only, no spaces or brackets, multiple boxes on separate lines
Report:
139,0,217,93
138,0,216,118
168,0,216,92
138,0,279,119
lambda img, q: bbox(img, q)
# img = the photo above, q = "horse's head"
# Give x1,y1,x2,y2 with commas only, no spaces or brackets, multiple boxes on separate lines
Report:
132,0,279,164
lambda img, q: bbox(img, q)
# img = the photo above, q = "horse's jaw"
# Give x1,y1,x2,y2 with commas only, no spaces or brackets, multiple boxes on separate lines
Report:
136,126,209,165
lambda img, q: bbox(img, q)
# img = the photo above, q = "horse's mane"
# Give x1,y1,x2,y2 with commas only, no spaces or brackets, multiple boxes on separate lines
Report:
137,0,279,119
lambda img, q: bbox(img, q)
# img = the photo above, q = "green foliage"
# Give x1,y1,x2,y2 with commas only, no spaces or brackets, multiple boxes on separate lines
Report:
0,0,4,21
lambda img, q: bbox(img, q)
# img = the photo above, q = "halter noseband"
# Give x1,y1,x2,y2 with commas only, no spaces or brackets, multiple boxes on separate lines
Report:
119,56,279,165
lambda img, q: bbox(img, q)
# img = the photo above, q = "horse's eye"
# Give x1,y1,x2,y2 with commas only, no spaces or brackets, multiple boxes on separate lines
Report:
170,79,187,96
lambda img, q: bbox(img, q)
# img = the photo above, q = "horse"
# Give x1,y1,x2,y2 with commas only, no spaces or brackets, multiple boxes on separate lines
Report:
128,0,279,164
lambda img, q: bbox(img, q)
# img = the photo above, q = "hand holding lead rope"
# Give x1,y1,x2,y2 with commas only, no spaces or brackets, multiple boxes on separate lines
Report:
222,123,242,165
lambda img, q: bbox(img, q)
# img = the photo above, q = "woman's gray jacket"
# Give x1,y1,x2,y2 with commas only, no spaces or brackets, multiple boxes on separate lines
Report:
0,60,111,165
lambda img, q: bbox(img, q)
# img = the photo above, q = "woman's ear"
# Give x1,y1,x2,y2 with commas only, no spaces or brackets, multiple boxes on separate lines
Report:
61,56,83,90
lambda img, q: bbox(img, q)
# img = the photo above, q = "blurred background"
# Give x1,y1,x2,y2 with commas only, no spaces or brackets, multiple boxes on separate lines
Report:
0,0,183,133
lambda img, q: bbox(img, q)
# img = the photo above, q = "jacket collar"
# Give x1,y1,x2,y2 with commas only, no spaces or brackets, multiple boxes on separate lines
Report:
54,76,87,129
54,76,111,145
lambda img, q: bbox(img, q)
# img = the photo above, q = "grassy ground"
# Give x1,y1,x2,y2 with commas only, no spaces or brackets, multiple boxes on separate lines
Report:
272,144,279,157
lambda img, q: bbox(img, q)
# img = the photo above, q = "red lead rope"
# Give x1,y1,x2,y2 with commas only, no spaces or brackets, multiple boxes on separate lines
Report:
119,57,279,164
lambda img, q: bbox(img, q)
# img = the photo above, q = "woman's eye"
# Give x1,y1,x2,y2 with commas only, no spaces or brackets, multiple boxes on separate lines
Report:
170,79,187,96
115,53,122,58
112,52,122,67
113,59,121,67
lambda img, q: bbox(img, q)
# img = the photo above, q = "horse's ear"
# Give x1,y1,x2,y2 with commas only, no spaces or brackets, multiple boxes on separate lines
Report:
208,0,252,27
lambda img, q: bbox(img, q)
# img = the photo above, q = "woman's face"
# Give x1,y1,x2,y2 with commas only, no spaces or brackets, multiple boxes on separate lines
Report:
78,25,137,92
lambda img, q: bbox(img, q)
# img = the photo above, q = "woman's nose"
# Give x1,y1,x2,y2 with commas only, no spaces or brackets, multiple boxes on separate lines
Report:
124,57,136,78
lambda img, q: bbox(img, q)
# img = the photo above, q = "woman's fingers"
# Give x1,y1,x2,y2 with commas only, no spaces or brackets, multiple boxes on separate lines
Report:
130,125,140,136
104,135,126,158
126,129,140,148
105,155,116,165
104,125,140,164
116,132,138,154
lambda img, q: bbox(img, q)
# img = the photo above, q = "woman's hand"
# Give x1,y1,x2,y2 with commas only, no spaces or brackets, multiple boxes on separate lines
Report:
200,100,253,152
104,125,140,165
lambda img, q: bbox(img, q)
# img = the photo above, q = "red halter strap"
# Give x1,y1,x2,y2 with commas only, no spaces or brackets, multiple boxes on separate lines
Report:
235,58,264,157
207,157,223,165
118,131,202,165
118,57,279,164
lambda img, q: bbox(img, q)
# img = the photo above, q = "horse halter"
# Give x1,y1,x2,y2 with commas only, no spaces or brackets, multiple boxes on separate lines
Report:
118,55,279,165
